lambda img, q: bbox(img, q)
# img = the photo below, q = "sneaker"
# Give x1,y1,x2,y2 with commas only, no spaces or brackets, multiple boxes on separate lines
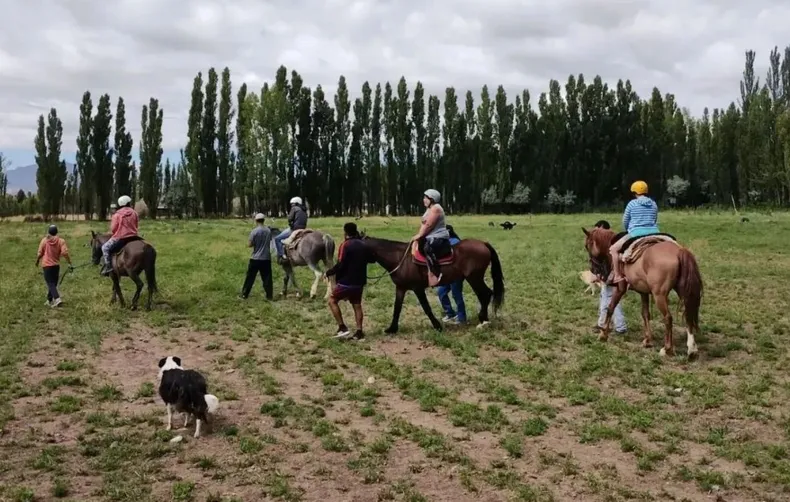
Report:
333,326,351,339
238,294,248,300
351,330,365,341
45,300,51,307
442,315,456,323
100,263,113,276
51,298,63,307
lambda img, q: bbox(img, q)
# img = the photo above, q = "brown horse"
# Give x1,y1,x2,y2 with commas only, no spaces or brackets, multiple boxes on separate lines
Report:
362,236,504,333
90,231,158,311
582,227,703,359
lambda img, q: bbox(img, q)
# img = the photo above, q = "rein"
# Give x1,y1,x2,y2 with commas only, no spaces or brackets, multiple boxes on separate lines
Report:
58,262,93,286
367,240,413,286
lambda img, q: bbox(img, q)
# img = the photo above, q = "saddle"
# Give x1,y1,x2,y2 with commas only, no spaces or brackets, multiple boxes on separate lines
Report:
410,241,454,266
283,229,312,250
620,233,678,264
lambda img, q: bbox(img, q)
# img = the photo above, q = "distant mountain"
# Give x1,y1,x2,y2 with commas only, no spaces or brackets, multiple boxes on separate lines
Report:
5,162,76,194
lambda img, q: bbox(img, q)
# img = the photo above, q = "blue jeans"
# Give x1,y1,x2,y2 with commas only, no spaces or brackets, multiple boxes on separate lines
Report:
437,280,466,322
101,237,119,266
598,285,627,333
274,228,292,257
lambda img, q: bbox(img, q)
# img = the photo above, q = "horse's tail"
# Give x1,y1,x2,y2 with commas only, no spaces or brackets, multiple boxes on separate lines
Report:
144,245,158,294
484,242,505,312
676,247,702,332
323,233,336,267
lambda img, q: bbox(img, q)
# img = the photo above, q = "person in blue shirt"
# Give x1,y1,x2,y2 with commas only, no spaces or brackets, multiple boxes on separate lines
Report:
436,225,466,324
610,180,660,283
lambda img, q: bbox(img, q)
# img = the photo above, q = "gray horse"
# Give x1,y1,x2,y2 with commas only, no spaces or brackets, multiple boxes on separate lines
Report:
269,228,337,299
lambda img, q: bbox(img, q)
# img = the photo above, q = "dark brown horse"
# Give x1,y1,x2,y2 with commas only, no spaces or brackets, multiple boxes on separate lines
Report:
362,236,504,333
90,231,158,311
582,227,703,359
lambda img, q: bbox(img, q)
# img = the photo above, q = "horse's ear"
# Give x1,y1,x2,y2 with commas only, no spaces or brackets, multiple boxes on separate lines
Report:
91,230,96,238
582,227,590,237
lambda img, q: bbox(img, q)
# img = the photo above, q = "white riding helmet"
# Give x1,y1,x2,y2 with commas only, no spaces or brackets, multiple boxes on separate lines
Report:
290,196,303,206
254,213,265,221
118,195,132,207
423,189,441,204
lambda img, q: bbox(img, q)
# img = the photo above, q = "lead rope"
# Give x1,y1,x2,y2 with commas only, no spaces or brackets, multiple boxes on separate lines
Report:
367,240,413,286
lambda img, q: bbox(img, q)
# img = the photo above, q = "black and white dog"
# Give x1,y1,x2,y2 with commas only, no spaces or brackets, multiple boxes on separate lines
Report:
157,356,220,438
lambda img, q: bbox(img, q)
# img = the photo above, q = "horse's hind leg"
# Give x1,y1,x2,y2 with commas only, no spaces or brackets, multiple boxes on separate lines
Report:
466,273,492,328
111,275,125,308
640,293,653,348
654,293,674,357
129,272,144,311
307,263,322,299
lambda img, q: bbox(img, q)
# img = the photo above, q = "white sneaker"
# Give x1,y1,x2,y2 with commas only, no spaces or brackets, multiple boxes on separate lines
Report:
442,315,456,323
51,298,63,307
333,328,351,339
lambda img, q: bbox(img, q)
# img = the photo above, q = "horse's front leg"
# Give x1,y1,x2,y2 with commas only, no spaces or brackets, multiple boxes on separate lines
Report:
385,287,407,334
413,288,443,331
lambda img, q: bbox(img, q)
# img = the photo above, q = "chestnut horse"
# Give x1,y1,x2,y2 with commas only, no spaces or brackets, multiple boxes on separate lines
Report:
362,236,504,333
582,227,703,359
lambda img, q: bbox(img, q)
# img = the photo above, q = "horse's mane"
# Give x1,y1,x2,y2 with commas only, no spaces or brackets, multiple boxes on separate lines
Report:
362,236,409,248
588,227,616,254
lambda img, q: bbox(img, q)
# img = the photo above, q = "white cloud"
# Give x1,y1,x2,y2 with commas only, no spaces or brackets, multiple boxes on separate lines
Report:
0,0,788,160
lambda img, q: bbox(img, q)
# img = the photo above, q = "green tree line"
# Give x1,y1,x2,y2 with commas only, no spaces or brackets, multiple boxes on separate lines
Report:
4,45,790,219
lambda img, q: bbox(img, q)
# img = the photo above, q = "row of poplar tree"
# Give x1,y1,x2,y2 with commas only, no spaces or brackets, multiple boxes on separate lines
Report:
5,45,790,219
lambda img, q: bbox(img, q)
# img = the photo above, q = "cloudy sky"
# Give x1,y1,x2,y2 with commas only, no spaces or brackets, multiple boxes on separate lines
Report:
1,0,788,168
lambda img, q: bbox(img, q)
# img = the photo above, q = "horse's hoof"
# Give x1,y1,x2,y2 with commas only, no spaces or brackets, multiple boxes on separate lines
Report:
659,347,674,357
476,321,490,329
642,341,654,348
687,351,698,361
384,327,398,335
131,306,138,311
598,333,609,342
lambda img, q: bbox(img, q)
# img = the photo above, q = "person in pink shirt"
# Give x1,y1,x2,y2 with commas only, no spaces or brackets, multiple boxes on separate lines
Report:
100,195,141,276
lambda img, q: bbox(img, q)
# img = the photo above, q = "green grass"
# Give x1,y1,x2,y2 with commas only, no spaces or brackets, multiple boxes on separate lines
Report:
1,212,790,501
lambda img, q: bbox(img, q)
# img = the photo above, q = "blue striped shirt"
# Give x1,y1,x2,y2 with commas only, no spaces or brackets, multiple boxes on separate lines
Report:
623,196,659,237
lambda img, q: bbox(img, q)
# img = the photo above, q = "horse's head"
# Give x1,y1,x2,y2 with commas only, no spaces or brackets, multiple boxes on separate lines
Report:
582,227,614,260
89,230,105,265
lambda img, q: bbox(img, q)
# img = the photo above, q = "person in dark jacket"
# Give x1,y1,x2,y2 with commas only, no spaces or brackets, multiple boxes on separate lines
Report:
324,222,373,340
274,196,308,263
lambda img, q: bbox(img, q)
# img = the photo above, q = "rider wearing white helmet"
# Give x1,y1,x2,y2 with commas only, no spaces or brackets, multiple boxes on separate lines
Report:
100,195,141,276
412,189,451,286
274,196,308,263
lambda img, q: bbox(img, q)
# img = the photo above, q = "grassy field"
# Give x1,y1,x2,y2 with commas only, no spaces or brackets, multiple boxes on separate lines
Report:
1,212,789,502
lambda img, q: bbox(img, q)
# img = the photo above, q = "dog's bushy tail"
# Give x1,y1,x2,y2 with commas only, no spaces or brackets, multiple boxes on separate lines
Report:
205,394,220,413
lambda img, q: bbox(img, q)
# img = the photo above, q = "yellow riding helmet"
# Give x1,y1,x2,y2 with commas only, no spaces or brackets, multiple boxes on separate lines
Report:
630,181,648,195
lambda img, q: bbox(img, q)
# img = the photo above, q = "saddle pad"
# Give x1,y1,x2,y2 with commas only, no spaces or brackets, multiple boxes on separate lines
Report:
621,235,678,264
